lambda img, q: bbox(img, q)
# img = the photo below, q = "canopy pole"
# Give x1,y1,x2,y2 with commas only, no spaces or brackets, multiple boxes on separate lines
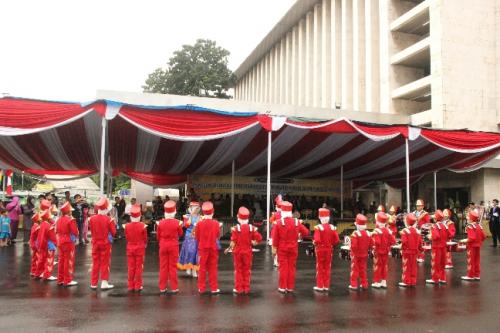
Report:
230,160,235,218
405,138,410,213
340,164,344,219
266,131,272,242
434,171,437,210
99,118,107,196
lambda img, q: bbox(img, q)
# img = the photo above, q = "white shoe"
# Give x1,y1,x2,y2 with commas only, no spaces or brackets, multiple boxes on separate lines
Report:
439,280,447,284
46,276,57,281
380,280,387,288
101,280,114,290
233,289,240,294
286,289,294,293
417,258,424,263
192,270,198,278
66,281,78,287
211,289,220,294
171,289,179,293
278,288,286,293
313,286,323,292
371,282,381,288
398,282,409,287
323,288,329,293
474,277,481,281
160,289,167,293
186,269,192,276
445,265,454,269
461,276,474,281
426,279,438,284
348,285,358,290
90,285,98,290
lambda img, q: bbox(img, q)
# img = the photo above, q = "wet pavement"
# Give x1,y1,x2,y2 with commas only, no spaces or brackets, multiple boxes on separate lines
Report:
1,239,499,333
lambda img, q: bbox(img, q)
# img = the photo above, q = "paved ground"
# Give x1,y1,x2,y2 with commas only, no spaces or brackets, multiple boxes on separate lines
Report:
0,237,499,333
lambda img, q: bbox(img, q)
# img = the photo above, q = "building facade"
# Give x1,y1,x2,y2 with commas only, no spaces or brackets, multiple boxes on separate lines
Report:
234,0,500,208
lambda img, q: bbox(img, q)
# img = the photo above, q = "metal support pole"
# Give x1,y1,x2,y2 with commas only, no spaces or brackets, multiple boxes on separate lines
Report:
405,138,410,212
266,131,272,242
434,171,437,210
340,165,344,219
230,160,235,217
99,118,107,196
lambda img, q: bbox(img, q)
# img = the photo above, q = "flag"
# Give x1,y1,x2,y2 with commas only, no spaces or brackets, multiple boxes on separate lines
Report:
5,169,13,196
0,170,3,184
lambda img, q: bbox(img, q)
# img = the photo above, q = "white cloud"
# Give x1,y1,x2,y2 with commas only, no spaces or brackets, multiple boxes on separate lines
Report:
0,0,296,101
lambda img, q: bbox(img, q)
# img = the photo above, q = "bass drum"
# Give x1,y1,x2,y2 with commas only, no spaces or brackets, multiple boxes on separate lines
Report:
339,245,351,261
391,243,402,259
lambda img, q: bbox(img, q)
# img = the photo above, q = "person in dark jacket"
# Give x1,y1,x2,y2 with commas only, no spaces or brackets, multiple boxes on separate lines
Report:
488,199,500,247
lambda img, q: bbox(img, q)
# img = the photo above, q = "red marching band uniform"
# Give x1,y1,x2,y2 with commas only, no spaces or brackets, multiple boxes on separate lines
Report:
399,213,423,287
56,202,79,286
36,207,57,281
227,206,262,294
89,197,116,290
371,212,396,288
461,210,486,281
349,214,372,290
426,210,449,284
29,213,41,277
272,201,309,293
195,201,221,294
444,209,456,269
156,200,183,293
313,208,339,292
124,205,147,291
269,195,283,267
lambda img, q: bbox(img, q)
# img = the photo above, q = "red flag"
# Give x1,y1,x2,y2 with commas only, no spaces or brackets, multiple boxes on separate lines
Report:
5,169,13,196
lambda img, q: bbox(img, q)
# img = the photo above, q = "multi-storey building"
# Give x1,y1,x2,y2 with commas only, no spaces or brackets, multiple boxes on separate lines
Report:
234,0,500,208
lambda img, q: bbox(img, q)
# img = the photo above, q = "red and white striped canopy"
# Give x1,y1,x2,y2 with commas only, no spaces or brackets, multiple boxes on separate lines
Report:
1,97,499,188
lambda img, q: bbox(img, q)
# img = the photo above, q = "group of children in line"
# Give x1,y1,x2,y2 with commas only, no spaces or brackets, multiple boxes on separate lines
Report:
26,195,486,295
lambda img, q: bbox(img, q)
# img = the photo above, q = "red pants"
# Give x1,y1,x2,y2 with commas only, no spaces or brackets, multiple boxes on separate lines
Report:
402,253,417,285
350,256,368,288
446,249,453,266
233,251,253,293
30,248,38,276
198,248,219,292
315,249,333,289
91,244,112,286
36,249,55,279
159,245,179,291
127,248,145,290
57,243,76,284
466,247,481,278
278,247,298,290
36,248,47,277
373,253,389,283
431,247,446,282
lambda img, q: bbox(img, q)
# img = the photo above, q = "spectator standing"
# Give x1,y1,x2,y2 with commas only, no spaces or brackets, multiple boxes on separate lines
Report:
6,196,21,243
488,199,500,247
72,194,89,245
21,196,35,243
114,196,126,238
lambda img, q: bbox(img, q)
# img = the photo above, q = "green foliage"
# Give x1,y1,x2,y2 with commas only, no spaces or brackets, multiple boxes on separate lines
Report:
11,172,39,191
90,174,131,195
143,39,236,98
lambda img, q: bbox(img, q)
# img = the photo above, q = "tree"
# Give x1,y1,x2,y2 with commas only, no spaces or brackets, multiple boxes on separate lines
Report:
143,39,236,98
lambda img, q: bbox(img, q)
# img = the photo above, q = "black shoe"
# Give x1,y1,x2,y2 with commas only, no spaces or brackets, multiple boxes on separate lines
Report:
491,244,497,247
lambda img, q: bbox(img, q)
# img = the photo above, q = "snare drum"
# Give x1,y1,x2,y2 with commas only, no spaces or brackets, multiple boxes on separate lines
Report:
446,241,458,252
340,245,351,261
391,244,402,258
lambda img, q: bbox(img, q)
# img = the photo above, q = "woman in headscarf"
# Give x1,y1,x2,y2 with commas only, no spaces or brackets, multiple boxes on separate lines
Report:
6,196,21,243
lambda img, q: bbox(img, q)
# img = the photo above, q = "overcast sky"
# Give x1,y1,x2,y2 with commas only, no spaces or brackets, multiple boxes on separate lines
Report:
0,0,296,102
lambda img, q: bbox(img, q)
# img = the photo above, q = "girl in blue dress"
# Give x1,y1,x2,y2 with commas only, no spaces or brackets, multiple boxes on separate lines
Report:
0,208,11,247
177,201,201,277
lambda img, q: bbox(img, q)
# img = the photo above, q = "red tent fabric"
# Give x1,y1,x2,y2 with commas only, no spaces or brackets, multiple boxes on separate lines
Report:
0,97,499,187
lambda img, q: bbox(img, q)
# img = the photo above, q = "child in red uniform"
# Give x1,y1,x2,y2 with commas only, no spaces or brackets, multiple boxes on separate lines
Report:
157,200,183,293
56,202,79,286
461,210,486,281
313,208,339,293
36,209,57,281
124,205,147,292
399,214,423,287
426,210,449,284
29,213,41,277
226,206,262,294
349,214,372,290
195,202,221,294
371,212,396,289
443,209,456,269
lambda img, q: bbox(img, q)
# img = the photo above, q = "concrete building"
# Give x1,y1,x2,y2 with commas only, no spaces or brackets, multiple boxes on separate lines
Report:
233,0,500,208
